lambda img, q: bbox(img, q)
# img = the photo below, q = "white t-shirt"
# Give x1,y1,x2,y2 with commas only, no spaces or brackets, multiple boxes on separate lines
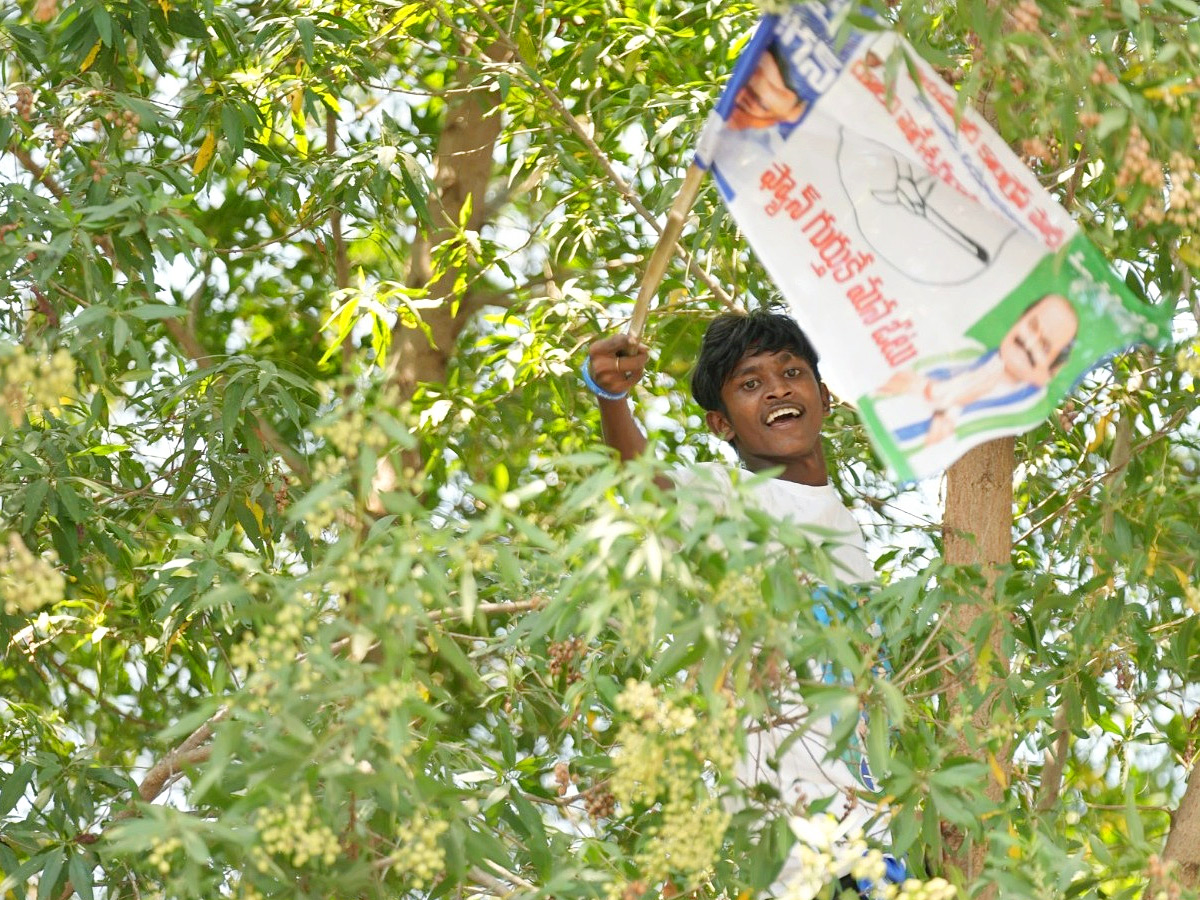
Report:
672,462,883,891
672,461,874,584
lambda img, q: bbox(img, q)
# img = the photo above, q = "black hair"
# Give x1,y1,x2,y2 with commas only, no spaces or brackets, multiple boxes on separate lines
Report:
690,309,822,412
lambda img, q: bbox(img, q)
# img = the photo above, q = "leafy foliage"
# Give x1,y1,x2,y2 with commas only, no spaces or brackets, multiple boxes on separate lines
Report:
2,0,1199,899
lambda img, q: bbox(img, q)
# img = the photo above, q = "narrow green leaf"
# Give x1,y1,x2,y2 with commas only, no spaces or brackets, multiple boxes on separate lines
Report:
37,851,65,900
0,762,35,816
22,480,49,532
67,853,94,900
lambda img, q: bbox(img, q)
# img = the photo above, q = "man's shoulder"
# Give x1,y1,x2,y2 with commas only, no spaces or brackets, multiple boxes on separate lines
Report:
670,460,737,491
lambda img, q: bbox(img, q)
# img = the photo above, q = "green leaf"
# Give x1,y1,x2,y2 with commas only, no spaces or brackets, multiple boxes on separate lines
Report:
67,853,94,900
55,480,86,523
22,479,50,532
0,762,35,816
91,4,114,45
128,304,186,320
168,8,208,38
431,631,486,693
36,852,65,900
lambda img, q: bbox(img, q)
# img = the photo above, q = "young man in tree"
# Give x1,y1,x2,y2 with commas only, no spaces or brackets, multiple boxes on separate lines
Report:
583,309,897,893
583,308,872,584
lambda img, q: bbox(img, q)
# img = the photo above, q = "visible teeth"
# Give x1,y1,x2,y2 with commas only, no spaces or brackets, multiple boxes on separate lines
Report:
766,407,801,424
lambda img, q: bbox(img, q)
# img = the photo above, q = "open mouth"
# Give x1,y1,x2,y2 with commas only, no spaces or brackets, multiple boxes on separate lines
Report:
765,406,803,426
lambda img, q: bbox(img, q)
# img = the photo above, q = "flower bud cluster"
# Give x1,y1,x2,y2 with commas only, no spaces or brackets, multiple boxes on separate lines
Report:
1116,127,1162,190
584,785,616,819
1166,151,1200,230
713,568,765,618
147,835,182,876
391,816,448,889
315,410,388,461
1177,343,1200,380
230,600,318,710
1008,0,1040,33
609,680,739,887
548,637,585,682
1089,61,1118,87
14,85,34,120
356,680,413,734
1,344,75,427
1115,126,1169,225
252,792,339,869
1,533,65,615
102,107,140,141
637,793,729,886
302,487,353,539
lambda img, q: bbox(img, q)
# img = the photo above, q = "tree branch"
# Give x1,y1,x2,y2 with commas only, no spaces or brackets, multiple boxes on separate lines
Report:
15,146,309,482
135,707,229,804
12,145,67,201
456,0,736,312
55,707,230,900
1036,702,1071,811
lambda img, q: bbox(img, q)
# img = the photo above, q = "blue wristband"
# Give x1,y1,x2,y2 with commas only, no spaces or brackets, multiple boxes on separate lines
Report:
581,356,629,401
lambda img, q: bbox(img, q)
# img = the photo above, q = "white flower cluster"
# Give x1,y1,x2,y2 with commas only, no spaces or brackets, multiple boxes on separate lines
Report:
1,344,75,427
609,680,739,889
1,533,65,615
252,792,339,870
891,878,957,900
781,815,957,900
391,816,449,890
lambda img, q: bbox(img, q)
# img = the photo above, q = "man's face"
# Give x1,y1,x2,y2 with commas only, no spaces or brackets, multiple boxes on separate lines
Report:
998,294,1078,386
728,51,806,130
705,350,830,479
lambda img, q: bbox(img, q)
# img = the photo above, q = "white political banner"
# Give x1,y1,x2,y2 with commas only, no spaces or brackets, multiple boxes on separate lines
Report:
695,2,1169,480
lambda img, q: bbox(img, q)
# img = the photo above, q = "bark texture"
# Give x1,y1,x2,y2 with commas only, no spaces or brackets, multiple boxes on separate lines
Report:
389,42,511,400
1162,766,1200,889
941,437,1014,889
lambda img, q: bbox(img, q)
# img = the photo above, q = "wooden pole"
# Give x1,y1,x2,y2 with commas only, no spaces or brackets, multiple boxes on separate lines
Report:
627,162,708,340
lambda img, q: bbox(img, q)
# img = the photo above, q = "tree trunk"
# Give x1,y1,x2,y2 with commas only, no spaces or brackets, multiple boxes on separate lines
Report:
1162,765,1200,889
390,41,511,400
370,43,509,501
941,437,1014,888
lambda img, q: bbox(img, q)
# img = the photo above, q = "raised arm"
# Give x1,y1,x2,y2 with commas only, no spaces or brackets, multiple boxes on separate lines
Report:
584,333,650,462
